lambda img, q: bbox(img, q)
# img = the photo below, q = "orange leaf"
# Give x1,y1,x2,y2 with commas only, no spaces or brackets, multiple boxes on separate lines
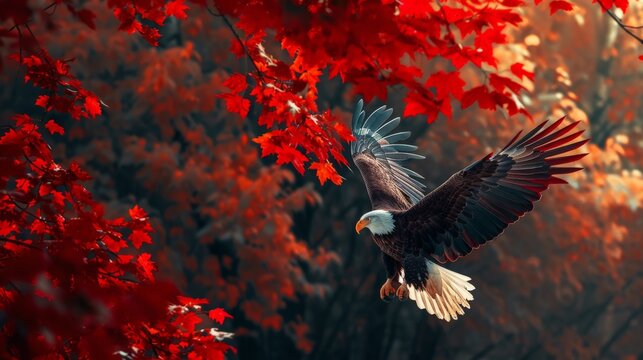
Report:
310,161,342,185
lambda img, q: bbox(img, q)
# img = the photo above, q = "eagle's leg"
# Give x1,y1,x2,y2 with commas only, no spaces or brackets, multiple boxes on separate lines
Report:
380,253,402,301
379,278,400,300
396,282,409,300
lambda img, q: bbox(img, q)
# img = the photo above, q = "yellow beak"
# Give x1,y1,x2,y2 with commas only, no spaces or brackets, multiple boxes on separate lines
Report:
355,218,370,234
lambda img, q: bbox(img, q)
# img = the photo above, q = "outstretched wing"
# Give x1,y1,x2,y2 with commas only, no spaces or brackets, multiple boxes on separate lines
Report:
396,116,589,263
351,99,426,210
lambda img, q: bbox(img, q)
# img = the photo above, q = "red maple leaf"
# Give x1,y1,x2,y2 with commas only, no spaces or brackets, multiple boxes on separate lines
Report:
224,73,248,93
426,71,466,100
253,131,281,157
461,86,497,111
130,229,152,249
403,91,440,123
175,312,202,332
84,96,102,118
549,0,574,14
218,93,250,118
510,63,535,81
178,296,209,306
140,25,161,46
129,205,148,220
276,145,308,174
35,95,50,109
613,0,629,12
136,253,156,281
489,74,525,94
310,162,342,185
166,0,189,20
45,120,64,135
209,308,233,325
353,77,388,102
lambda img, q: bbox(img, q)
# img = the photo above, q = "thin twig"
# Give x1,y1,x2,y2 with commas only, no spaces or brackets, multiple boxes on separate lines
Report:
99,270,140,284
598,307,642,356
43,2,57,15
597,0,643,44
436,0,490,82
621,23,643,29
0,237,41,251
140,326,167,357
206,6,264,77
5,1,57,34
15,25,23,63
8,193,55,224
206,5,292,86
24,23,53,66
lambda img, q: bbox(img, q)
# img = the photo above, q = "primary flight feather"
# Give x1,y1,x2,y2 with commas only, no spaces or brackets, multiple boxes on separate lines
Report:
351,100,588,322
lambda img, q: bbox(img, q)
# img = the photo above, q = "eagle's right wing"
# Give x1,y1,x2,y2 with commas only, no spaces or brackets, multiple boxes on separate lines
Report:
396,116,588,263
351,100,426,210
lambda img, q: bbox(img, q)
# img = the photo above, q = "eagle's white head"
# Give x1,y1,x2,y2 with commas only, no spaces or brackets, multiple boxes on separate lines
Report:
355,210,395,235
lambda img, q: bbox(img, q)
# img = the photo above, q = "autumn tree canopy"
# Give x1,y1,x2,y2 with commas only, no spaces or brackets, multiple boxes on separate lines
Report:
0,0,641,358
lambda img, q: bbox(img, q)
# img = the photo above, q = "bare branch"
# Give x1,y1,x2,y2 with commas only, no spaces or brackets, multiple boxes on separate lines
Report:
597,0,643,44
206,6,264,78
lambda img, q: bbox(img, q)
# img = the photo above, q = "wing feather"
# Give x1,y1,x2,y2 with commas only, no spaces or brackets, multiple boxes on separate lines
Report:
351,99,426,209
396,116,589,263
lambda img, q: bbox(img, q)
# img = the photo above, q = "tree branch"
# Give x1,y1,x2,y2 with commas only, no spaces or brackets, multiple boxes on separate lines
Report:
206,7,262,75
0,237,41,251
598,307,642,357
597,0,643,44
206,6,294,86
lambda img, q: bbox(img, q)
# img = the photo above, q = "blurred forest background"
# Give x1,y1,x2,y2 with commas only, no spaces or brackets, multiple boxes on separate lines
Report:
1,0,642,359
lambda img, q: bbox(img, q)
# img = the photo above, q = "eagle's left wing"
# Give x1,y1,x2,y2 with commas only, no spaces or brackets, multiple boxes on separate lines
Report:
396,116,589,263
351,100,426,210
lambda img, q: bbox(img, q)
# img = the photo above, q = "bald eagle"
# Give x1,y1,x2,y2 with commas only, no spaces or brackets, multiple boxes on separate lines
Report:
351,100,588,322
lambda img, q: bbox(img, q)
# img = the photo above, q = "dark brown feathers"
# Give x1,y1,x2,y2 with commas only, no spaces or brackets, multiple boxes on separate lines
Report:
353,153,412,210
393,116,589,263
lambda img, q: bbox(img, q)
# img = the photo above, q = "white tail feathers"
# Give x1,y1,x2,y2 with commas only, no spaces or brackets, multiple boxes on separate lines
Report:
400,261,475,322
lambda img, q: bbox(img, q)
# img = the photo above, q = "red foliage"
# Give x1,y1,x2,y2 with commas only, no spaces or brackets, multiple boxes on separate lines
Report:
15,51,102,120
215,0,531,181
548,0,574,14
0,111,234,358
0,0,634,184
0,0,639,357
0,1,234,358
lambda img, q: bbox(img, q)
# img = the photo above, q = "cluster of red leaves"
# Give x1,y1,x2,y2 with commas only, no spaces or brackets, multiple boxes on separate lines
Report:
110,0,189,46
0,1,234,359
211,0,537,183
215,32,352,184
536,0,628,15
15,51,102,120
0,0,638,357
0,113,234,358
215,0,637,184
64,22,335,347
239,58,351,184
0,0,189,55
0,0,634,185
593,0,630,13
